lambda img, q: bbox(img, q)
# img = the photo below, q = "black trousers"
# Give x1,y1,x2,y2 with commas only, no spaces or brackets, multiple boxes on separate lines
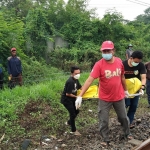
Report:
63,100,79,132
0,73,3,89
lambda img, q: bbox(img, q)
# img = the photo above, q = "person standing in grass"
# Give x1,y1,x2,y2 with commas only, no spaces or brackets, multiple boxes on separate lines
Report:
75,41,132,146
0,64,3,89
126,44,134,59
145,61,150,108
123,51,146,128
61,66,82,136
7,47,22,88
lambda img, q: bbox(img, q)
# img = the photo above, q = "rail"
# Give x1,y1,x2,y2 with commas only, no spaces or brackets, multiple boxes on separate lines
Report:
132,138,150,150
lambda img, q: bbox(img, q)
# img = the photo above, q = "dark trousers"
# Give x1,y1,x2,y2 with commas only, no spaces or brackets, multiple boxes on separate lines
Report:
11,75,22,86
146,80,150,105
8,74,22,89
98,99,130,142
125,96,139,124
63,100,79,132
0,73,3,89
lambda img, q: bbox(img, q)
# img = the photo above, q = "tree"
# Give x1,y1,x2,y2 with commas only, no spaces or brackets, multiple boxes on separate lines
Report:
136,7,150,24
0,12,25,67
0,0,33,18
25,8,55,58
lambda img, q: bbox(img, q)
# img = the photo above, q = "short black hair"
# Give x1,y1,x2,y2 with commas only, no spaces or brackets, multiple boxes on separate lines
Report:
131,50,143,59
71,66,80,73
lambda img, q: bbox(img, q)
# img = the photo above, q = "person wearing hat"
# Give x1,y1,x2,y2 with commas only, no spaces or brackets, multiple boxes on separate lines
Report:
7,47,22,88
126,44,134,59
75,41,132,146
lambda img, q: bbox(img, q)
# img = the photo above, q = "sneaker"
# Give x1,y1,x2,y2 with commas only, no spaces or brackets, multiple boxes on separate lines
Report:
65,122,68,125
70,130,81,136
130,124,135,129
65,122,71,126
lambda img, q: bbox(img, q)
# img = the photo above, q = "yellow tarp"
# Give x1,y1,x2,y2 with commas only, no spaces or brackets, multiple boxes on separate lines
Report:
125,77,142,97
77,85,98,99
77,78,141,99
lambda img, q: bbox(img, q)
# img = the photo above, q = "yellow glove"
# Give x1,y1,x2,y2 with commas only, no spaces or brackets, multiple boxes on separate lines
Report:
8,76,11,81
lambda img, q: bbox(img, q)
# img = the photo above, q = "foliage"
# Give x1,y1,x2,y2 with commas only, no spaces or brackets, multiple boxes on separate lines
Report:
0,0,150,67
0,1,150,148
0,69,148,149
0,12,25,67
25,8,55,58
48,46,101,71
136,7,150,24
0,71,97,139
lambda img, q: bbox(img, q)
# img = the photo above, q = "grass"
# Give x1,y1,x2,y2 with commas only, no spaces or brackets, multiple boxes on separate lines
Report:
0,71,150,149
0,72,97,137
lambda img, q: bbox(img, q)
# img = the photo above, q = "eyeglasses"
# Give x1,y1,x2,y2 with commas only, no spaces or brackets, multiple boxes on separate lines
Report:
11,50,16,52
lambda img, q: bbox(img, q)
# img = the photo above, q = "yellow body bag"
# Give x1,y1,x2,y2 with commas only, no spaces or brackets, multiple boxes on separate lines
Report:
125,77,142,98
77,85,98,99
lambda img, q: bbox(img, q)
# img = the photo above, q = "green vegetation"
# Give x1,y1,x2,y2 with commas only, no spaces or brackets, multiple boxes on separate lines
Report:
0,71,148,145
0,0,150,148
0,71,99,140
0,0,150,76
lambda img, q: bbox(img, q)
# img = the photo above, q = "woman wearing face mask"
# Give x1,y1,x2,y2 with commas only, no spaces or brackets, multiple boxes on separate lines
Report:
61,66,82,136
123,51,146,128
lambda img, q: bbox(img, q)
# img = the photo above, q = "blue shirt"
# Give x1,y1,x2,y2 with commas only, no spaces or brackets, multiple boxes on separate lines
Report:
7,56,22,77
0,68,2,74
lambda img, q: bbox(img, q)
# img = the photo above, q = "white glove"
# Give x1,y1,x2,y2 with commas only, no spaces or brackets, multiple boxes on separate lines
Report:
75,96,82,110
124,91,129,98
139,89,144,95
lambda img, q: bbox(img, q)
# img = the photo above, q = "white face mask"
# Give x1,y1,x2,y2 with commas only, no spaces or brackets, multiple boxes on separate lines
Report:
74,74,80,79
131,61,139,66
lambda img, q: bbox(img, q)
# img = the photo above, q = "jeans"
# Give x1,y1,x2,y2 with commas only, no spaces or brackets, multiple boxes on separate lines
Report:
63,100,79,132
146,80,150,105
125,96,139,124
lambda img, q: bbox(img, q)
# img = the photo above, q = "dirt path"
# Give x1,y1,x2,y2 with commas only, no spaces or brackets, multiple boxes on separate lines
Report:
39,113,150,150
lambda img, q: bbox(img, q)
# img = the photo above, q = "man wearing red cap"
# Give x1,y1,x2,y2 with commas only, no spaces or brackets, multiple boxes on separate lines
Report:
7,47,22,88
75,41,132,146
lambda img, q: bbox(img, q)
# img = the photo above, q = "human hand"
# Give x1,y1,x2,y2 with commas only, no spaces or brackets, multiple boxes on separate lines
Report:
75,96,82,110
124,91,129,98
139,89,144,95
8,74,12,81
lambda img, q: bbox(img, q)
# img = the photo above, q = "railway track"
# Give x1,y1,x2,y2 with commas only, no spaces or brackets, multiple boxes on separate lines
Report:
132,138,150,150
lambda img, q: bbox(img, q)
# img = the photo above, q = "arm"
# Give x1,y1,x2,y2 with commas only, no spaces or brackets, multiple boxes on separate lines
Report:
20,61,22,74
126,53,128,59
125,50,129,59
17,57,22,74
140,74,146,89
78,76,95,97
121,74,127,91
7,59,11,75
75,76,95,109
66,93,77,98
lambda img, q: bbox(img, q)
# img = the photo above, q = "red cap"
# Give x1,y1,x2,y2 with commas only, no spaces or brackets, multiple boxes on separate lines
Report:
100,41,114,51
11,47,16,51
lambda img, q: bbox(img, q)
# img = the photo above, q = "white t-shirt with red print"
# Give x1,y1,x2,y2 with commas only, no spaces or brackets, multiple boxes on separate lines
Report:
90,57,125,102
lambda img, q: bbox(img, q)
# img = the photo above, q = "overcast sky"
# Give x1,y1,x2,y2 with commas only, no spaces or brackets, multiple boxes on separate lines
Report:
65,0,150,21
